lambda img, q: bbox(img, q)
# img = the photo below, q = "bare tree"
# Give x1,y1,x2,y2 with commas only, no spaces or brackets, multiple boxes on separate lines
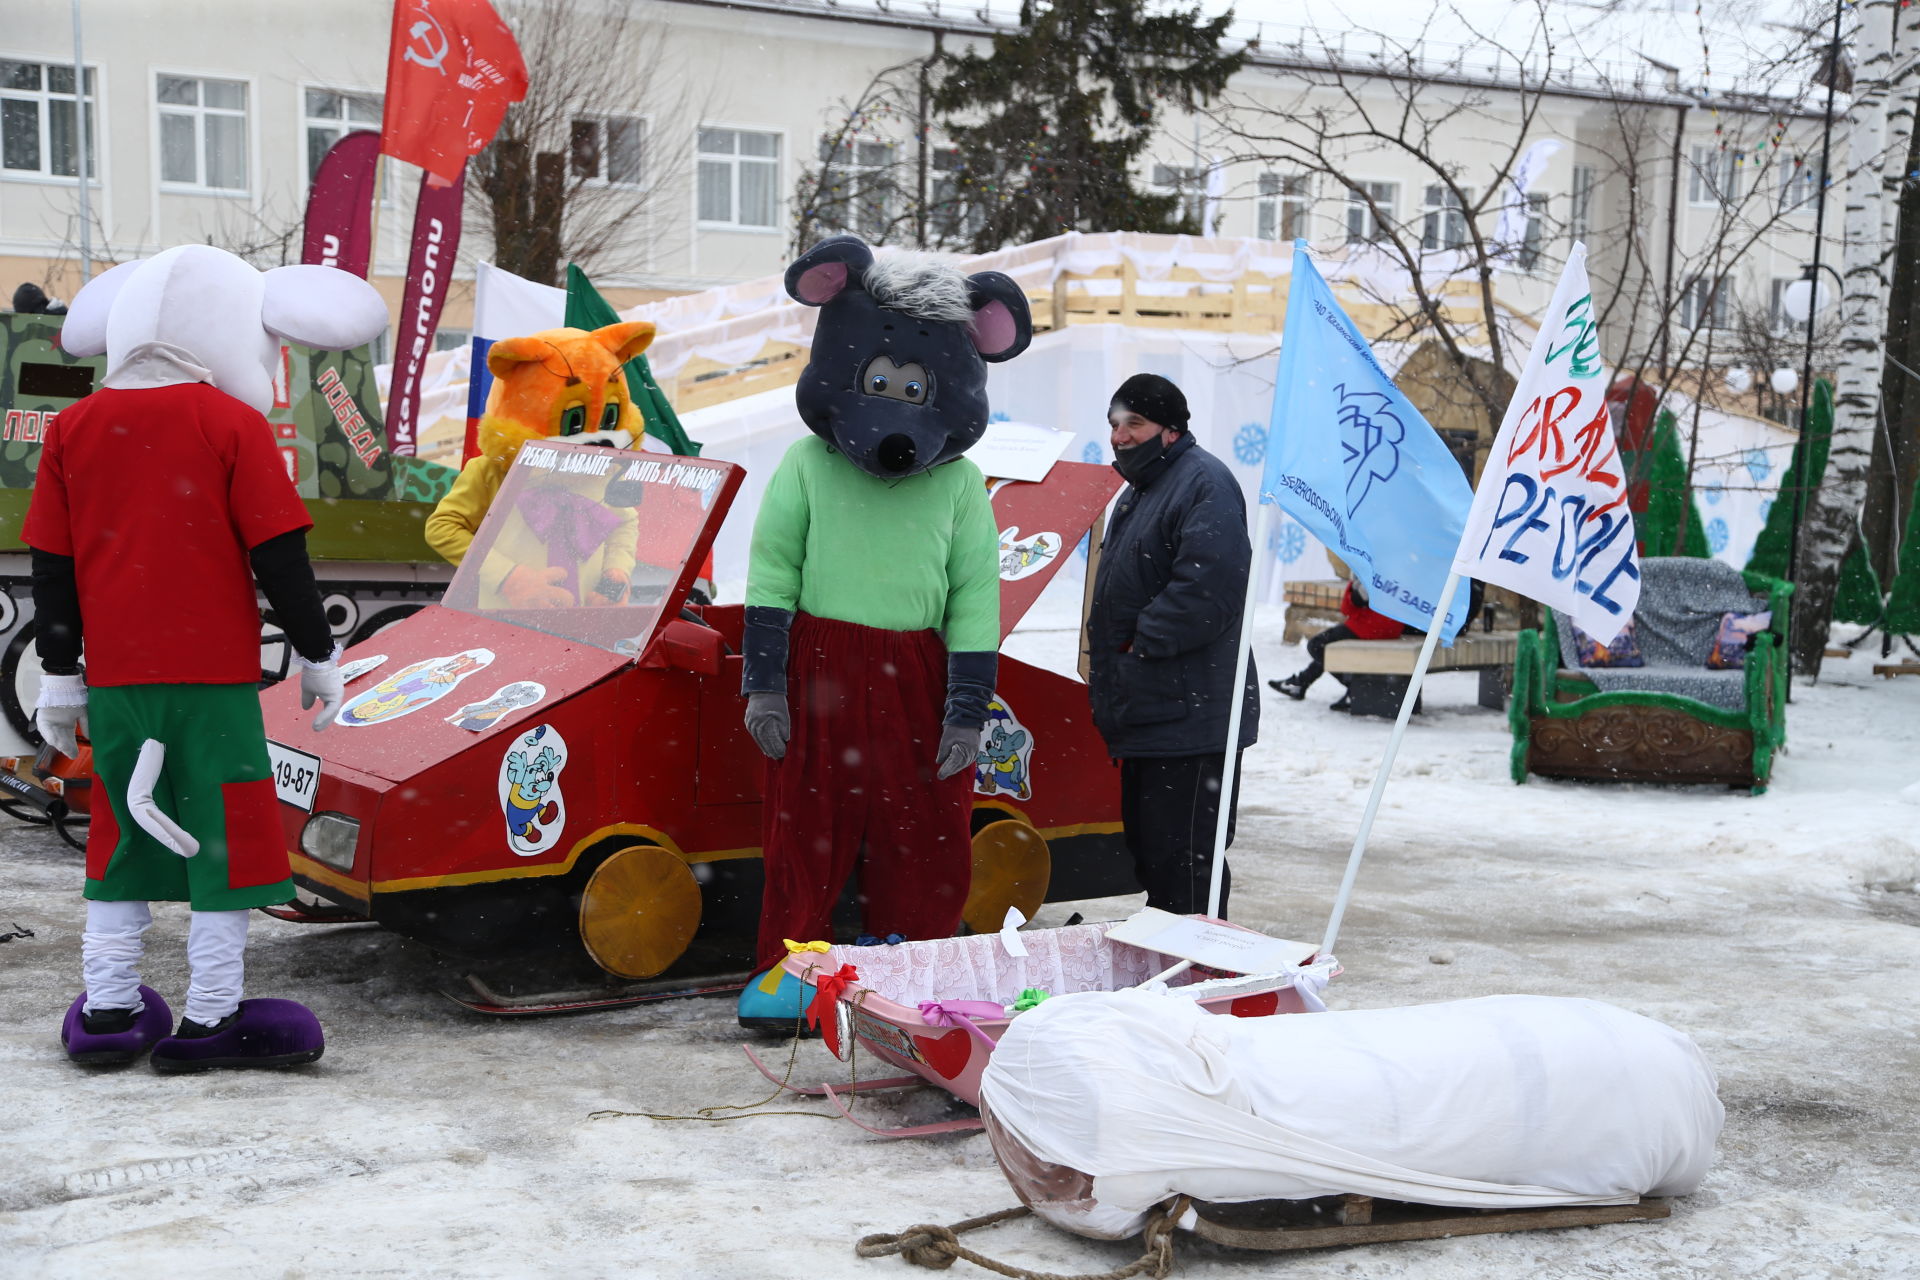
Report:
790,60,931,255
469,0,703,286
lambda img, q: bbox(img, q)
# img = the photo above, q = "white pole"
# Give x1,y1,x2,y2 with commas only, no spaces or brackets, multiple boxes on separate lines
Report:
1205,503,1272,918
71,0,90,283
1318,569,1463,957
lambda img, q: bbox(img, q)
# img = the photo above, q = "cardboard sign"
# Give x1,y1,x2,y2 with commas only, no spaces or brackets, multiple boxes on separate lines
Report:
267,740,322,812
1105,908,1315,975
971,421,1075,482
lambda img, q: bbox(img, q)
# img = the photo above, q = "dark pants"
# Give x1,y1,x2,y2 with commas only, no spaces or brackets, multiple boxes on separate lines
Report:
755,614,974,970
1119,751,1242,918
1296,622,1358,690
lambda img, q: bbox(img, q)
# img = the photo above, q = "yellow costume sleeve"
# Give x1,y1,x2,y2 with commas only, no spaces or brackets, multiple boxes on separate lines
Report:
425,457,507,566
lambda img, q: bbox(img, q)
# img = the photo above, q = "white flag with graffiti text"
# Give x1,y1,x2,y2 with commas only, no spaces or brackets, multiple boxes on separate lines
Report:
1454,243,1640,641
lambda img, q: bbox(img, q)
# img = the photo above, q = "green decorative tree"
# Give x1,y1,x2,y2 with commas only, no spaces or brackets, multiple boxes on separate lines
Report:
1884,475,1920,634
1632,408,1709,559
931,0,1245,252
1833,537,1884,625
1747,378,1834,581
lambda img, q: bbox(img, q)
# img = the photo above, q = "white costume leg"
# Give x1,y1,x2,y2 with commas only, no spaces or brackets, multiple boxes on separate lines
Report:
184,909,250,1025
82,899,153,1013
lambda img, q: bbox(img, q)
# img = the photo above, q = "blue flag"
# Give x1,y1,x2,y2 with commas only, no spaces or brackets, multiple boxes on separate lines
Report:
1261,242,1474,641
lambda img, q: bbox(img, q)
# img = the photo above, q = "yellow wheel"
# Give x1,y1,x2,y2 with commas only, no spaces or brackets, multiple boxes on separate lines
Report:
962,819,1051,934
578,844,703,979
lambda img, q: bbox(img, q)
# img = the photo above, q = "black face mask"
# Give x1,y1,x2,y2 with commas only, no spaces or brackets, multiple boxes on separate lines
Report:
1112,433,1172,485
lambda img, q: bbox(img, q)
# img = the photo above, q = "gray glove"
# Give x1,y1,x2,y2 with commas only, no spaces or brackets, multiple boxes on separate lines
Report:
298,646,344,732
745,691,790,760
934,723,978,780
34,672,88,758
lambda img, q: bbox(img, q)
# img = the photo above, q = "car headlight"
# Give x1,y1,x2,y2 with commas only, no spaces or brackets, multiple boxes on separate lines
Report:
299,811,361,874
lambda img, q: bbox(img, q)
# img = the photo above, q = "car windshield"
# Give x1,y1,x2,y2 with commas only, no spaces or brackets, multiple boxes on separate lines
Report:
442,441,739,655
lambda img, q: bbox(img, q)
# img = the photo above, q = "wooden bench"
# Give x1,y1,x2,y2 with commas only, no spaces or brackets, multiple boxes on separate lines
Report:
1322,632,1520,718
1282,579,1345,645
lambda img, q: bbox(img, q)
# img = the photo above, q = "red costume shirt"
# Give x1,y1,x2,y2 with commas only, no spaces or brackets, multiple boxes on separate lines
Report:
1340,581,1405,641
22,383,312,686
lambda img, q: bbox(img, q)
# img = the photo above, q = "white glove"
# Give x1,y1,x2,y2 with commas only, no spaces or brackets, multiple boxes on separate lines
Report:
34,672,88,759
298,646,344,732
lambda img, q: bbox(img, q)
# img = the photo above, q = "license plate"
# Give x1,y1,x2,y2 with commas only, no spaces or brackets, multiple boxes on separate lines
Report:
267,740,322,812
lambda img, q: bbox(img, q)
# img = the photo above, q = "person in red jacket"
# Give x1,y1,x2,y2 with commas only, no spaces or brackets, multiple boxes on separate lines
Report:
1269,579,1402,711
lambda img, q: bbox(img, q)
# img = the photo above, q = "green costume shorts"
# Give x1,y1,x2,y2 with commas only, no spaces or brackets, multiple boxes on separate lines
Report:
83,683,295,912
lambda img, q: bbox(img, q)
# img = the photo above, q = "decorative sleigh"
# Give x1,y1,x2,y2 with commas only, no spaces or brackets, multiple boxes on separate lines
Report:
745,917,1338,1138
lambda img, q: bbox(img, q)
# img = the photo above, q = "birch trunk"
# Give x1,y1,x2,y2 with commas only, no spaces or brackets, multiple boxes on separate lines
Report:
1793,0,1903,674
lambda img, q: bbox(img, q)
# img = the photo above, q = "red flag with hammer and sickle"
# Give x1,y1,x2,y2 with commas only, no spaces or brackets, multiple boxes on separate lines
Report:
381,0,527,187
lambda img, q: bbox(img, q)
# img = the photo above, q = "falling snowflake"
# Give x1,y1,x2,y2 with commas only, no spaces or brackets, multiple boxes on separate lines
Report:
1233,422,1268,467
1269,520,1307,564
1701,481,1724,506
1744,449,1772,484
1707,518,1730,554
1081,440,1102,465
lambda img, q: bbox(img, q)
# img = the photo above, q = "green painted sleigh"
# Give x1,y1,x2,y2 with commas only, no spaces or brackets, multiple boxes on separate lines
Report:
1508,558,1791,794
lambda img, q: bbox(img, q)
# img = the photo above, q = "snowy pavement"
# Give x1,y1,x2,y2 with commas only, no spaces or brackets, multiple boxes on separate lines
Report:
3,614,1919,1278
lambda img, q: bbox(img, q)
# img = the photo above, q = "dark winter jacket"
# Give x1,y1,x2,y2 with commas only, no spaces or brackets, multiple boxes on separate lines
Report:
1086,433,1259,758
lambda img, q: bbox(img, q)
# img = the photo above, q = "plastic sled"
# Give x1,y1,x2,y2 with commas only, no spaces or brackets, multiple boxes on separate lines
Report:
769,918,1338,1137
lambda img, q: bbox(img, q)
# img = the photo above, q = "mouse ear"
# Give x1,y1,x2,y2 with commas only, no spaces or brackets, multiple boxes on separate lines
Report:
965,271,1033,363
261,264,389,350
58,259,145,357
784,235,875,306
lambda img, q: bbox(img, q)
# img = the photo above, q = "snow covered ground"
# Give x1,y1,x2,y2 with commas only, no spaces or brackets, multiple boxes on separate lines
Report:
4,610,1919,1278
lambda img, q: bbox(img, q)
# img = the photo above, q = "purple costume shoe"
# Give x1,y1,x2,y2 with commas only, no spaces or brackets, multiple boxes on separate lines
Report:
150,998,326,1074
62,986,174,1065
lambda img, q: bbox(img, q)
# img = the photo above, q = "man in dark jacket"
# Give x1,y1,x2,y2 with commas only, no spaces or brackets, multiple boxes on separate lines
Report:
1087,374,1258,917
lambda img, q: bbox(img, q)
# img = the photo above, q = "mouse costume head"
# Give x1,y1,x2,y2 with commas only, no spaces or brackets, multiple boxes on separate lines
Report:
59,244,388,412
785,235,1032,479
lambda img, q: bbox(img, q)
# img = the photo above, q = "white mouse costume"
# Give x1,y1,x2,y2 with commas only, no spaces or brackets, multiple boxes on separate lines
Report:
29,245,387,1071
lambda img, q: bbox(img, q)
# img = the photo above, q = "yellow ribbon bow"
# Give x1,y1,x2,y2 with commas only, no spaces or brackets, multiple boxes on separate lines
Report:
757,939,833,993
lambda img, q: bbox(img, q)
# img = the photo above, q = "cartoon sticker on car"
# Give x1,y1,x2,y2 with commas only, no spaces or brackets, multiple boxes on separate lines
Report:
499,724,569,856
974,697,1034,801
997,526,1062,582
335,648,496,727
446,680,548,733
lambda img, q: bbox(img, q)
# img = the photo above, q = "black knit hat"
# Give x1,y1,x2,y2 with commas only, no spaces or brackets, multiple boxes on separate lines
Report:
1109,373,1189,432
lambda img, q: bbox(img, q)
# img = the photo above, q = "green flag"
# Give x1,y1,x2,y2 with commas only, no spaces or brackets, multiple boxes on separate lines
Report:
564,263,699,457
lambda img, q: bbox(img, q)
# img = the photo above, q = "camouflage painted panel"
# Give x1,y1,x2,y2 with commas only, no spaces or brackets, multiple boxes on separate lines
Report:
1,313,99,489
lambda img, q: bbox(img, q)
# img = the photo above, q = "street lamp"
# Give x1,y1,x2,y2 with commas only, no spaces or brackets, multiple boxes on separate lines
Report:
1780,262,1841,325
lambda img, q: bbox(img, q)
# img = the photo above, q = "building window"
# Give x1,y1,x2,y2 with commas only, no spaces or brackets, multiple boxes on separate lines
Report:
697,127,780,229
1570,165,1595,241
929,147,984,244
1421,184,1473,251
1345,181,1396,243
1768,277,1796,334
572,115,644,187
1680,275,1732,331
158,74,248,192
1,59,96,179
818,137,895,239
1258,173,1310,240
1519,192,1549,272
302,87,381,187
1688,144,1740,207
1777,155,1820,213
1151,163,1207,228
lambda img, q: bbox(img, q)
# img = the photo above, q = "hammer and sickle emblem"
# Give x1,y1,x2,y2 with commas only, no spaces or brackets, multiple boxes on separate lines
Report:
402,3,452,74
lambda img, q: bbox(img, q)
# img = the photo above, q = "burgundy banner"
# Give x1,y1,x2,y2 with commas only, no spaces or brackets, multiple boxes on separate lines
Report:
300,130,381,277
388,163,465,457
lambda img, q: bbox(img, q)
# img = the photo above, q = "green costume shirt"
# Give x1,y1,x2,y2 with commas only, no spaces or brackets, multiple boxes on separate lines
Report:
746,436,1000,651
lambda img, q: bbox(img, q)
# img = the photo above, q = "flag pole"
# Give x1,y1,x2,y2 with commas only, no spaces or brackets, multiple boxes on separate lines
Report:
1204,502,1272,920
1318,569,1463,958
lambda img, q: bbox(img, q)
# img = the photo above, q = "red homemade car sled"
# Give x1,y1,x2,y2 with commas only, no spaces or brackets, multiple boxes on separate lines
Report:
258,440,1130,1012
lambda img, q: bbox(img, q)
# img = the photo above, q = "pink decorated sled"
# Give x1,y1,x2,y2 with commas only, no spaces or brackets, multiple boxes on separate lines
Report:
744,918,1338,1137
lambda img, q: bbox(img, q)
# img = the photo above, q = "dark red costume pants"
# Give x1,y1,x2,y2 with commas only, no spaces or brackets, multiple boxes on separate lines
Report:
755,613,973,969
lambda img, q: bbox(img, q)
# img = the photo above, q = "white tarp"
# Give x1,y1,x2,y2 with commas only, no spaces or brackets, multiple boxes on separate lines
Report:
978,989,1723,1240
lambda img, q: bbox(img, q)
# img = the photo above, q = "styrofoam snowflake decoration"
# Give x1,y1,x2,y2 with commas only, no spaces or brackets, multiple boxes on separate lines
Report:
1233,421,1268,468
1706,518,1730,554
1744,448,1772,484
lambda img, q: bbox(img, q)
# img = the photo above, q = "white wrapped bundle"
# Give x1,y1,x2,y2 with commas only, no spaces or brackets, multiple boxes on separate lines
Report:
978,990,1723,1240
